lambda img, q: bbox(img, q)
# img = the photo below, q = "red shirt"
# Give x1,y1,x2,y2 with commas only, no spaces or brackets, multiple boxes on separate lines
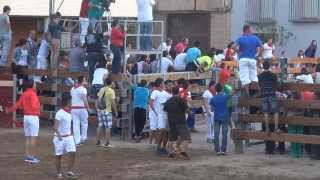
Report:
219,68,231,85
80,0,89,18
111,27,125,47
174,42,187,54
14,88,40,116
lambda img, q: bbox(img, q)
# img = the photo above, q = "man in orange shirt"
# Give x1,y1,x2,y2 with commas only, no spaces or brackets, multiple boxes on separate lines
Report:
7,79,41,164
219,63,231,86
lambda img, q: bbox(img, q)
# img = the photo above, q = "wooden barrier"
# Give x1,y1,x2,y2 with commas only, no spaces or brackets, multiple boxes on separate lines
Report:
232,82,320,154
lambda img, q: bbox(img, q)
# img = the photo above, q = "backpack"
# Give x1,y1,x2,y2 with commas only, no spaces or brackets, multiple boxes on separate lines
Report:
98,88,107,110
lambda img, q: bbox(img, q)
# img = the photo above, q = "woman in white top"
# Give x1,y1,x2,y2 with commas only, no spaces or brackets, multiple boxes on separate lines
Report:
262,38,275,61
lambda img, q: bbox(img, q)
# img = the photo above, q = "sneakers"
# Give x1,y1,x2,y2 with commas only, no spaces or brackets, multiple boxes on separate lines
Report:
56,173,64,179
103,143,113,149
24,156,40,164
96,140,102,147
66,171,77,179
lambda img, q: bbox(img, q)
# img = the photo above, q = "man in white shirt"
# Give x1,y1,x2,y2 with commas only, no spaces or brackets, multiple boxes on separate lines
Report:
174,52,187,71
296,67,314,84
0,5,12,66
70,76,90,146
202,81,216,143
91,61,109,99
158,38,173,53
53,93,77,179
137,0,156,50
262,38,275,61
159,51,173,73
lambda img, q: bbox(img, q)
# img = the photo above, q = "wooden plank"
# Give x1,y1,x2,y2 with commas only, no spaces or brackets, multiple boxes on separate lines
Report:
189,100,203,108
289,58,319,65
280,83,320,92
231,129,320,145
39,96,57,105
134,71,212,83
238,98,320,110
239,114,320,127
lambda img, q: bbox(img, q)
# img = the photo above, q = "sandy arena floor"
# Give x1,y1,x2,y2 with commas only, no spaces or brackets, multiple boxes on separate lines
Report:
1,121,320,180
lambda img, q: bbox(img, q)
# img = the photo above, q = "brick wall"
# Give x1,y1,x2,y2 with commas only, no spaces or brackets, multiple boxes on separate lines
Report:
209,12,231,50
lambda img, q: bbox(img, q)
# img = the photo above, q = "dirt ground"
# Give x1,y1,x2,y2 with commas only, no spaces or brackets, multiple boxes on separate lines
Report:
1,122,320,180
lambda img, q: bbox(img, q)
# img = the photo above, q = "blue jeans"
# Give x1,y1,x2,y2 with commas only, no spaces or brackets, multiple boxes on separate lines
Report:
0,32,12,66
214,120,229,152
111,45,122,74
139,22,153,50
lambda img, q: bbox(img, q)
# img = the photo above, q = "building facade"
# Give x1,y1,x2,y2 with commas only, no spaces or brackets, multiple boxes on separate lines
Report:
231,0,320,57
155,0,233,52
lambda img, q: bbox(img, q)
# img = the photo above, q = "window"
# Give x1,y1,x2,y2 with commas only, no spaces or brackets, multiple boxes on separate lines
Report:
246,0,277,23
290,0,320,22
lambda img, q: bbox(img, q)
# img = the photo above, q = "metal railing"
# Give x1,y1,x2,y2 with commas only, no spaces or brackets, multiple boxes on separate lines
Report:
245,0,277,23
289,0,320,22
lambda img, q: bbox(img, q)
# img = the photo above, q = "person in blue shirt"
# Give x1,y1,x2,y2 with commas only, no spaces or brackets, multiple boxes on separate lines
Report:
210,83,229,155
236,24,262,95
185,41,201,70
132,79,149,142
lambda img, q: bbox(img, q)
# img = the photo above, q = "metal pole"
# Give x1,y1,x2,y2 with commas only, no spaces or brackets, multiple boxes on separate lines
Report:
12,74,17,129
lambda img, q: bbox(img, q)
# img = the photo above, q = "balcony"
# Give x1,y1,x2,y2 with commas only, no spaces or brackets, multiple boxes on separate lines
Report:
155,0,232,12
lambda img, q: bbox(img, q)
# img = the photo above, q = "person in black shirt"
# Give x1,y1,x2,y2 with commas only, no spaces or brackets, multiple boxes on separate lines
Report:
164,86,191,160
258,61,280,153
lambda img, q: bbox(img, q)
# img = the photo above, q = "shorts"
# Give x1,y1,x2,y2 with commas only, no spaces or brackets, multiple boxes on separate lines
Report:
239,58,258,86
168,123,191,142
98,111,112,128
53,136,76,156
91,84,104,99
157,113,167,130
23,115,39,137
149,110,158,130
261,96,279,113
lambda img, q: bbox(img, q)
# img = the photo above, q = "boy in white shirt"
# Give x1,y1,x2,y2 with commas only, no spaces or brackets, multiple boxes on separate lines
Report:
53,93,77,179
71,76,90,146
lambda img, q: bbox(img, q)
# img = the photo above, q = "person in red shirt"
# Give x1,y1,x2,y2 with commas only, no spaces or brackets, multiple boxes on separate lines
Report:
219,63,231,86
79,0,90,46
7,79,41,164
110,20,125,74
174,38,189,55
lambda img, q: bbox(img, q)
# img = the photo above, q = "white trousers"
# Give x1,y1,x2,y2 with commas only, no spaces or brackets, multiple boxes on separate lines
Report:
206,113,215,140
79,17,89,45
239,58,258,86
71,109,88,144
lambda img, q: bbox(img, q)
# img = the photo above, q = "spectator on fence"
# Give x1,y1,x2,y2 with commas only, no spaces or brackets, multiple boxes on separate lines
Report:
79,0,90,46
314,64,320,84
13,39,30,81
96,78,118,148
7,79,41,164
132,55,150,74
210,83,230,155
258,61,282,154
236,24,262,95
149,54,158,73
185,41,201,65
202,81,216,144
224,41,237,61
34,32,50,82
262,38,276,62
173,51,187,72
305,40,317,58
297,49,305,59
85,26,104,83
131,80,149,142
91,59,108,100
137,0,156,50
159,38,173,54
296,67,314,84
219,62,231,86
48,13,65,70
53,93,77,179
0,5,12,66
88,0,105,33
110,20,125,74
174,38,189,55
69,39,85,73
26,30,38,68
159,51,173,73
164,86,191,160
186,55,213,73
71,76,90,146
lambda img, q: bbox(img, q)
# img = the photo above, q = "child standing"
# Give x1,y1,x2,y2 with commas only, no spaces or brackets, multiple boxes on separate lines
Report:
210,83,229,155
7,79,40,163
53,93,77,179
